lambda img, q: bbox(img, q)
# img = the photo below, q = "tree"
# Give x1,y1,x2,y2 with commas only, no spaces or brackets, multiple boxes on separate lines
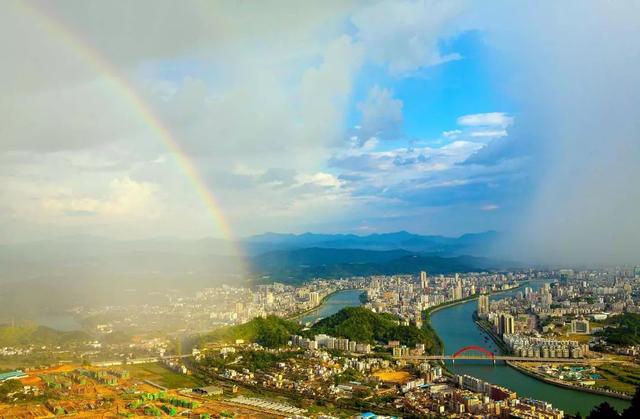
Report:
0,379,23,400
587,402,620,419
622,386,640,419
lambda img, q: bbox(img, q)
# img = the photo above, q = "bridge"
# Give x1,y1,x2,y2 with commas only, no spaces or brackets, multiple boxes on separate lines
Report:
396,345,577,363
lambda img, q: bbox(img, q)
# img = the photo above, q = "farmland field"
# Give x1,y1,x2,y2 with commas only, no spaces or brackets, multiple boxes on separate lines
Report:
124,362,203,389
594,363,640,395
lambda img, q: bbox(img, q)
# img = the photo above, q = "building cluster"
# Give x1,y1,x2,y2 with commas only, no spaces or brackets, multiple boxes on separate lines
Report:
475,268,640,359
503,335,587,359
486,312,516,336
364,271,522,328
291,334,372,354
77,278,371,337
208,346,395,400
401,373,565,418
391,342,427,358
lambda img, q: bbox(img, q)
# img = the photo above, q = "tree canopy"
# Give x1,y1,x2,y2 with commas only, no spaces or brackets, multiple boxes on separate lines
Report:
599,313,640,346
307,307,439,353
200,316,300,348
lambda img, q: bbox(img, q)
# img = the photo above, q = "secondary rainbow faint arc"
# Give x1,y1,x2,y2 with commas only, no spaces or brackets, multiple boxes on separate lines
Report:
19,2,246,264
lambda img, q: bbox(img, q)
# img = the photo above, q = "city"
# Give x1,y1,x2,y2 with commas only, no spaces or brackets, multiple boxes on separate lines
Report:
1,268,640,417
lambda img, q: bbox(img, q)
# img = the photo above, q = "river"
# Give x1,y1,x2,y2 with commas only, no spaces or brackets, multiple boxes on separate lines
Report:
307,285,629,415
298,289,364,324
430,280,630,415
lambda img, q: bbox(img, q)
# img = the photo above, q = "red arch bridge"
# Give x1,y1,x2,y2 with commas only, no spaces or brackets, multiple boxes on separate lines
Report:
395,345,576,363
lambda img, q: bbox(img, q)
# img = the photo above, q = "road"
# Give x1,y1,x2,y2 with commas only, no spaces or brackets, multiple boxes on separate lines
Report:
398,355,580,363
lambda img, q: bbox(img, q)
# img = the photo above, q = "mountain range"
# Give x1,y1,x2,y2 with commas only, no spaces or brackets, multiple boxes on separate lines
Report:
244,230,501,255
249,246,518,282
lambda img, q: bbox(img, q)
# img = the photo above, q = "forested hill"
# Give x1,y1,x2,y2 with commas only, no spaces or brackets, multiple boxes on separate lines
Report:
195,307,441,354
197,316,301,349
307,307,441,354
0,324,88,347
598,313,640,345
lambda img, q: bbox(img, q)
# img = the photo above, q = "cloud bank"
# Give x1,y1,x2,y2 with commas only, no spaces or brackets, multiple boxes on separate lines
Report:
468,0,640,264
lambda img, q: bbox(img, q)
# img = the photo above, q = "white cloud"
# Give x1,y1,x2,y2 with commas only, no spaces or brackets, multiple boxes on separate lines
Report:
351,0,464,75
443,129,462,138
470,129,508,138
295,172,343,189
41,176,160,218
357,85,403,143
299,35,364,147
457,112,513,127
481,204,499,211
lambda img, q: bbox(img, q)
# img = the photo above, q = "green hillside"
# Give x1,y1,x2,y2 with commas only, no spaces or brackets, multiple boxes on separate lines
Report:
200,316,301,348
0,324,88,347
599,313,640,345
308,307,440,354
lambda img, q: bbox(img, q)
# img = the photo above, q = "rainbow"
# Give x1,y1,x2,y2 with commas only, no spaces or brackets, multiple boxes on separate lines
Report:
16,2,247,269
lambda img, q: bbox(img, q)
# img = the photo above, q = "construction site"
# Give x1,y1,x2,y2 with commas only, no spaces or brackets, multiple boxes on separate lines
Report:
0,363,289,418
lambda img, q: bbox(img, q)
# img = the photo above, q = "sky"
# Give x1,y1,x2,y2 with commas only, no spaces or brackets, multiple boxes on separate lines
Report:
1,1,639,264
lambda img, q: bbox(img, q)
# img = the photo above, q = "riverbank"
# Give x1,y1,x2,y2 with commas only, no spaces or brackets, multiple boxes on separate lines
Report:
507,361,632,401
421,282,525,358
429,281,527,316
429,280,630,414
470,291,634,401
423,281,526,325
473,313,510,353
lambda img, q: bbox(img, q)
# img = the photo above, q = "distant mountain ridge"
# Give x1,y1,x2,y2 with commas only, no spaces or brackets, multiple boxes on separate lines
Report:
250,247,518,282
244,230,501,255
0,231,506,285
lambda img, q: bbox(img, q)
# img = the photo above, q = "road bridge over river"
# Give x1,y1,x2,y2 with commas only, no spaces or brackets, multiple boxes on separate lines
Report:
397,345,579,364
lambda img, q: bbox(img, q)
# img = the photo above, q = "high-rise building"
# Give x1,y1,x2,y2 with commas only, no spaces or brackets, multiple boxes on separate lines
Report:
453,280,463,300
477,295,490,317
499,313,515,336
235,302,244,314
420,271,428,289
541,290,553,308
309,291,321,306
559,269,574,285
